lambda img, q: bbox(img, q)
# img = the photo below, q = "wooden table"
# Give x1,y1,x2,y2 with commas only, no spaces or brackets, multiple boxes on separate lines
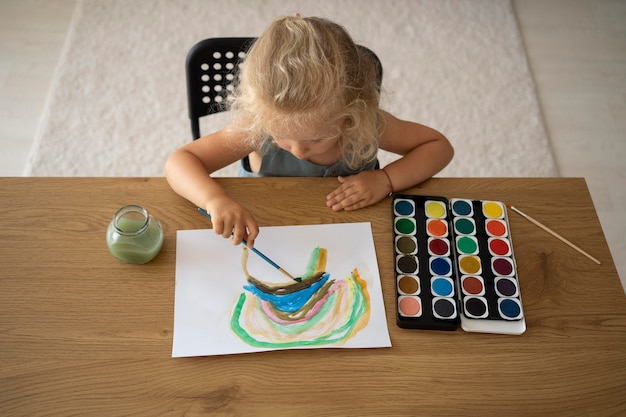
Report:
1,177,624,416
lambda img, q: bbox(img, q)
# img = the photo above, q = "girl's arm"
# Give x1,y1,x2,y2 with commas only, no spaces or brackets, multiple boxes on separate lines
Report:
164,123,260,247
376,110,454,192
327,110,453,211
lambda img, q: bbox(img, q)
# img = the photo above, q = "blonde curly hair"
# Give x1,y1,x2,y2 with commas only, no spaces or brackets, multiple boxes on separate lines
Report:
229,15,382,170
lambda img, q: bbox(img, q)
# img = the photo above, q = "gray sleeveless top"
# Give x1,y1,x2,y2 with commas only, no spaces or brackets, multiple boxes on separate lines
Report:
238,141,379,178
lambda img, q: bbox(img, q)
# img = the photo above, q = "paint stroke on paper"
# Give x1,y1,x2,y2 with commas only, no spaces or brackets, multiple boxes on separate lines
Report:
231,247,371,348
172,223,391,357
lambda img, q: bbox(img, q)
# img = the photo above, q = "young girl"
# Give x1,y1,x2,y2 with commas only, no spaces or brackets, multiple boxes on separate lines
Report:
165,15,453,249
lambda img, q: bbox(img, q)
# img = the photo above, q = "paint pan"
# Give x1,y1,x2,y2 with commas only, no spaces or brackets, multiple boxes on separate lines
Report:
463,296,489,319
457,236,479,255
396,235,418,255
432,297,457,320
392,195,526,335
396,255,418,274
485,219,508,237
398,296,422,317
454,217,476,235
394,198,416,216
461,275,485,296
451,199,473,217
428,237,450,256
488,237,511,256
392,195,460,331
449,198,526,334
398,275,420,295
431,277,455,297
395,217,417,235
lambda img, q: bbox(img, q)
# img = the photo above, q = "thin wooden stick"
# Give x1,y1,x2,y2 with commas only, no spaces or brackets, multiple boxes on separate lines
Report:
506,204,601,265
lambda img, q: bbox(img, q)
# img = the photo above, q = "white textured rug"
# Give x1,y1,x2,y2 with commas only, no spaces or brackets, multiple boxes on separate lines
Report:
25,0,558,178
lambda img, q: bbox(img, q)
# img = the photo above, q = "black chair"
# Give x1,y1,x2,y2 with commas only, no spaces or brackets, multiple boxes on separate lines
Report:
186,37,383,140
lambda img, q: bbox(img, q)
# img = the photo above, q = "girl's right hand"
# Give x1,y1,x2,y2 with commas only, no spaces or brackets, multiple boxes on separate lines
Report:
205,197,259,248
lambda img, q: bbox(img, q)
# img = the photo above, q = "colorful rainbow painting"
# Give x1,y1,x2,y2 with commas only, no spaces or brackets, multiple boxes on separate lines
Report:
230,247,371,348
172,223,390,357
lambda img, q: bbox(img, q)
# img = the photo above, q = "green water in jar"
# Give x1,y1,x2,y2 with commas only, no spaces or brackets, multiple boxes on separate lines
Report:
106,205,163,264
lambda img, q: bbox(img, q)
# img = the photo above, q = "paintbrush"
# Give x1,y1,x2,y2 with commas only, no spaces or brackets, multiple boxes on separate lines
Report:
197,207,301,281
506,204,601,265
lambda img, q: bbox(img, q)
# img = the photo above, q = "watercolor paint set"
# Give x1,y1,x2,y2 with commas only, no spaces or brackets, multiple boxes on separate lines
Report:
392,194,526,335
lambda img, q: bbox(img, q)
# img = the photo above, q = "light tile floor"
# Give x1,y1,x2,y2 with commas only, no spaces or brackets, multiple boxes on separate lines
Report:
1,0,624,291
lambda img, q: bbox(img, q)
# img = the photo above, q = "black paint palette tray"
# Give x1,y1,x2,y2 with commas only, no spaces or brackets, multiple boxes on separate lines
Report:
392,194,526,335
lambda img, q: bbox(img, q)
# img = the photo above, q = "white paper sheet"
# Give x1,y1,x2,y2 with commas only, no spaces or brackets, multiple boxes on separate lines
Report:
172,222,391,357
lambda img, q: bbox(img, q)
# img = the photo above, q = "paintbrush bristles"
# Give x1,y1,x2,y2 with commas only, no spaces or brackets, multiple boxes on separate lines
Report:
507,204,601,265
279,268,299,281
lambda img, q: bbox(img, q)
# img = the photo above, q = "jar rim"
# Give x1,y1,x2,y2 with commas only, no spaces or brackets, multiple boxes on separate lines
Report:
113,204,149,236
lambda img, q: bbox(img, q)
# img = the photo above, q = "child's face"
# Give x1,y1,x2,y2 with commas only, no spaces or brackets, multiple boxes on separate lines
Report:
268,123,342,161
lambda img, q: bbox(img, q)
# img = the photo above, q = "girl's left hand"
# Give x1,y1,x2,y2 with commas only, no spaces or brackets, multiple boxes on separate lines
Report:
326,170,390,211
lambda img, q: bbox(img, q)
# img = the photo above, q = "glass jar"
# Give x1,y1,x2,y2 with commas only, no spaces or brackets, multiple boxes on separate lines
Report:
106,205,163,264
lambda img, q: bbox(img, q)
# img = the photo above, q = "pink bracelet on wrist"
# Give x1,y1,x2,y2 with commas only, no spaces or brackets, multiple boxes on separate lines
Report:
381,167,394,197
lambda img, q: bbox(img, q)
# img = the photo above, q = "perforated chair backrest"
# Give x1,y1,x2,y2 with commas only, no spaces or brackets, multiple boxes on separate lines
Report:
186,37,254,139
185,37,383,140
